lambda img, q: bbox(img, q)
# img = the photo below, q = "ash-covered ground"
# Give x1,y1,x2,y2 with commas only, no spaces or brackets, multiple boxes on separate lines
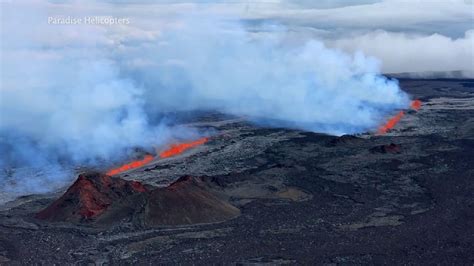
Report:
0,79,473,264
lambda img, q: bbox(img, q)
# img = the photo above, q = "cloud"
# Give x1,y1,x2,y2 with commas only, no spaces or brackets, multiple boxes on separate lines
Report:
236,0,474,76
329,30,474,76
283,0,381,9
248,0,472,37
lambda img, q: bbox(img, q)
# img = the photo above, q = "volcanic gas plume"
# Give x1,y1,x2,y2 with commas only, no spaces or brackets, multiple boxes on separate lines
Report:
378,100,422,134
1,8,411,199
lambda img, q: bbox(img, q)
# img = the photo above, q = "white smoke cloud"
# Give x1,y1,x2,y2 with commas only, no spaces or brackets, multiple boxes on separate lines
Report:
121,18,409,134
0,0,409,200
0,1,192,199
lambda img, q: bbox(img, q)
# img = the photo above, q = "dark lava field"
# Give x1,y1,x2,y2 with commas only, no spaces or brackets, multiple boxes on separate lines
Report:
0,78,473,264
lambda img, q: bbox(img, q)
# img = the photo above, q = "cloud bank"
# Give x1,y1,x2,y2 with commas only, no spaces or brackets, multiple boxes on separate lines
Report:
248,0,474,76
330,30,474,76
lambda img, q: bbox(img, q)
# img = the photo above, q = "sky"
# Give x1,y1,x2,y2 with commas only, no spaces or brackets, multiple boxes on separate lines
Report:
80,0,474,76
2,0,472,75
256,0,474,76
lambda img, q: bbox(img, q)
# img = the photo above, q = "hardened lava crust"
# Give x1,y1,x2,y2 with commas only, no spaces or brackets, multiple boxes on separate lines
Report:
0,78,473,264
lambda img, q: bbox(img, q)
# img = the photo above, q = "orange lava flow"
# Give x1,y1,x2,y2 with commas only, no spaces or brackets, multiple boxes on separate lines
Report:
377,99,422,135
378,111,405,134
106,155,154,176
105,137,209,176
160,137,208,158
411,99,422,111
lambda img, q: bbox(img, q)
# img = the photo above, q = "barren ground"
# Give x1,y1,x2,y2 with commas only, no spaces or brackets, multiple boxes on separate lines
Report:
0,78,473,264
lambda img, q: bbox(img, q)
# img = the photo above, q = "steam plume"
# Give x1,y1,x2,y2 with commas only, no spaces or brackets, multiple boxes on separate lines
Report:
131,18,409,135
0,2,409,201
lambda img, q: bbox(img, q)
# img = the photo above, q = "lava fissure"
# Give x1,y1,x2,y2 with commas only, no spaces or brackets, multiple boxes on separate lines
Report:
377,100,422,134
411,99,422,111
106,137,209,176
106,155,154,176
160,137,208,158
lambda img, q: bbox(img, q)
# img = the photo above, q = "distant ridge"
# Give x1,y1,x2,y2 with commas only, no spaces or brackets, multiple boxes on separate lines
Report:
386,70,474,80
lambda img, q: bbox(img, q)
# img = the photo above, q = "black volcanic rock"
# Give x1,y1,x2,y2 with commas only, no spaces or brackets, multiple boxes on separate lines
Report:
145,176,240,226
3,79,474,264
370,143,402,154
328,134,364,146
36,173,239,227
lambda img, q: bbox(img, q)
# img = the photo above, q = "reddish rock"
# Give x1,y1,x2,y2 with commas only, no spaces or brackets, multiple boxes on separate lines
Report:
36,172,147,222
36,173,239,227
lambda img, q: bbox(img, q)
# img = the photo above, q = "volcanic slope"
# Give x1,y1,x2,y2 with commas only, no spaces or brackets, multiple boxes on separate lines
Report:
37,173,239,227
0,79,473,264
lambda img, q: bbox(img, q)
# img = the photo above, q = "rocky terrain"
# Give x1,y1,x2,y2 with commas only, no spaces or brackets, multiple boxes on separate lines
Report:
0,78,473,264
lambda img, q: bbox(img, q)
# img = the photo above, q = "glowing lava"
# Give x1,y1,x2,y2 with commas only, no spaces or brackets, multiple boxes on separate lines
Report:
106,155,154,176
377,100,422,135
160,137,209,158
106,137,209,176
378,111,405,134
411,99,422,111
